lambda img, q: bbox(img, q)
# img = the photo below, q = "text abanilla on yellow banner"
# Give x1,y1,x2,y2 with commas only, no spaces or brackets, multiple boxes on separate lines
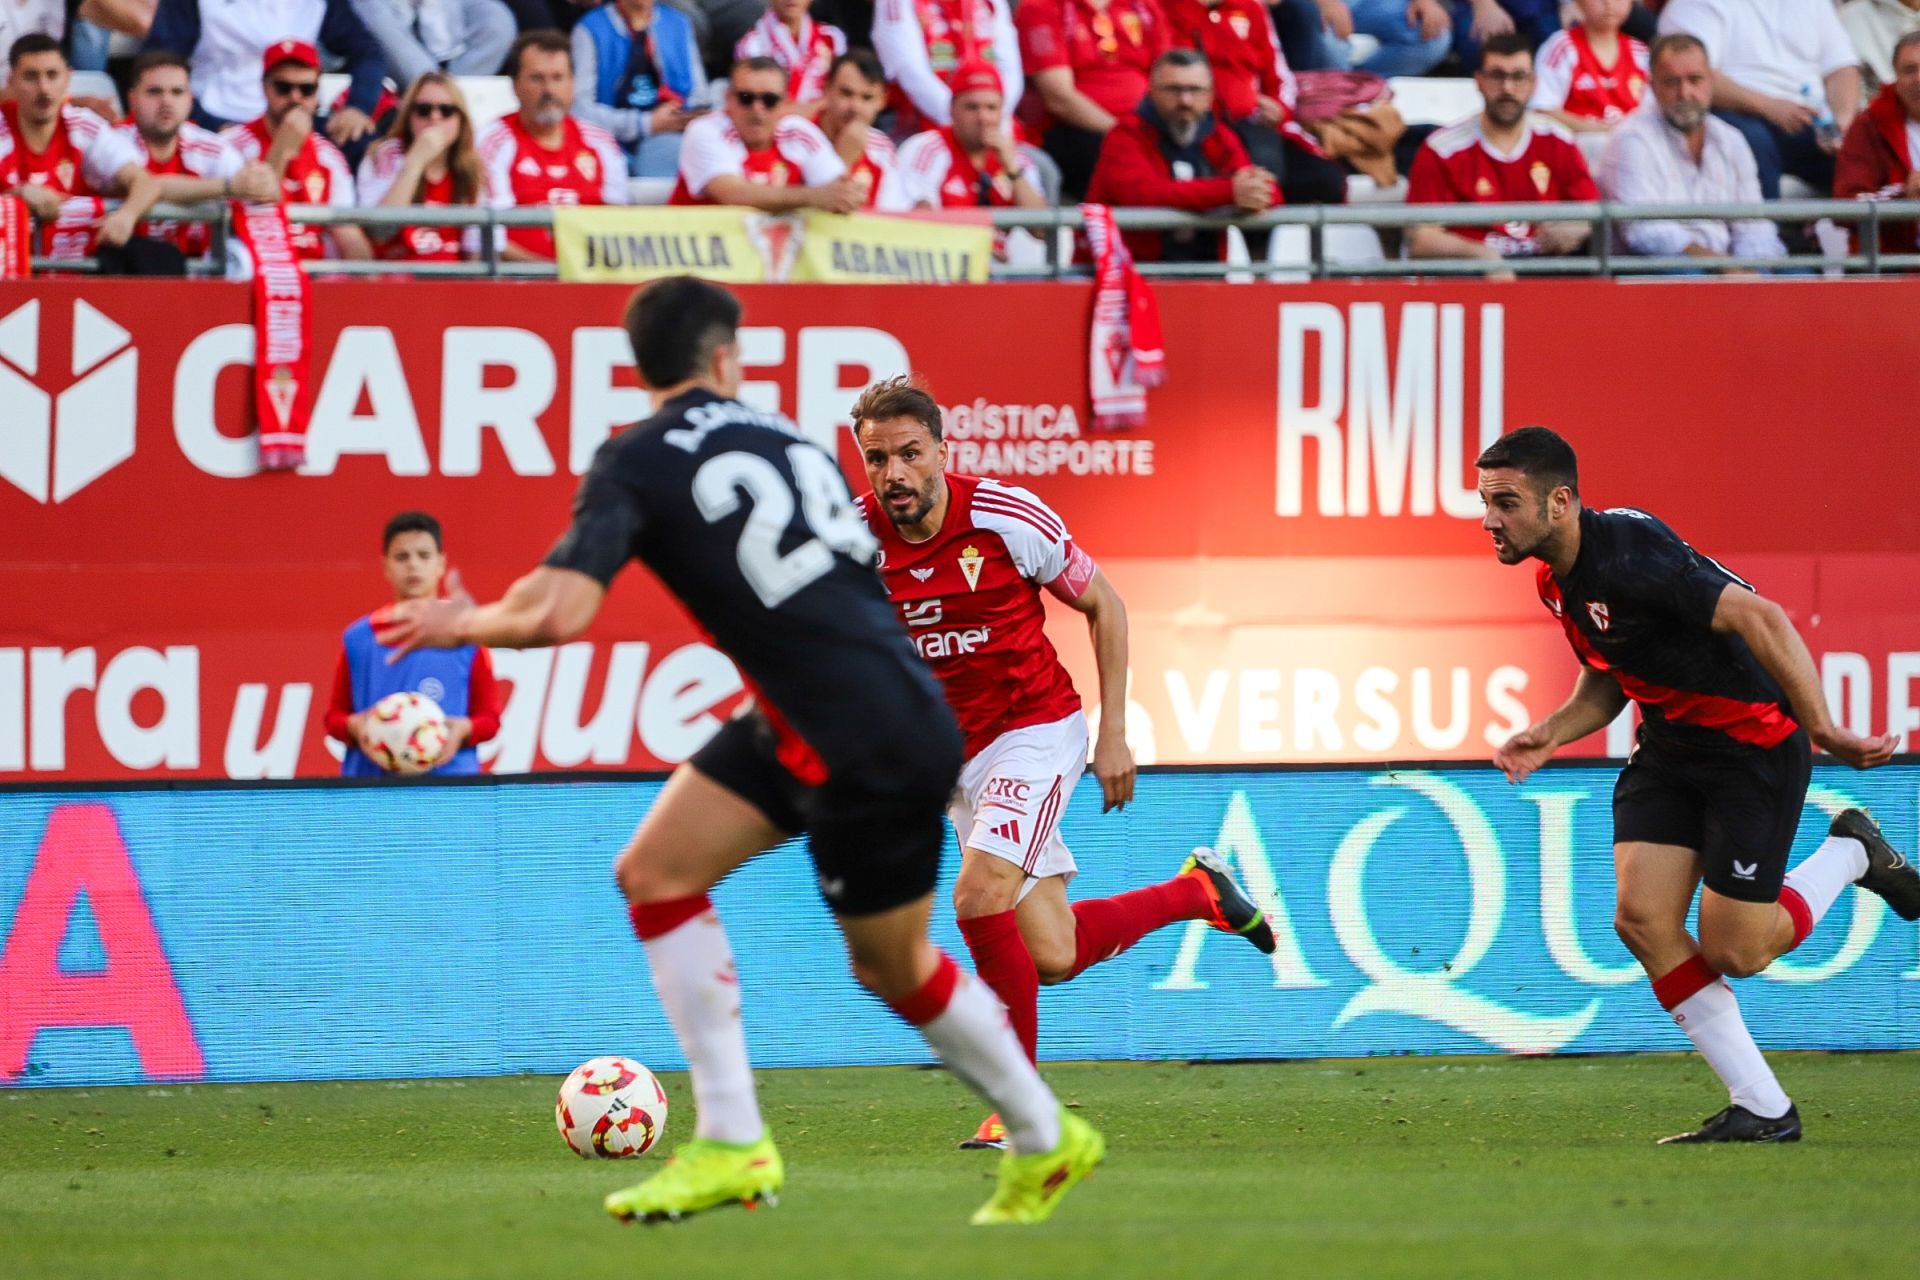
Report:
793,209,992,284
552,206,770,283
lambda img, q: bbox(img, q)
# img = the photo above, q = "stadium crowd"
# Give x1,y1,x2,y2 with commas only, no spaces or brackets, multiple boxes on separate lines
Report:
0,0,1915,269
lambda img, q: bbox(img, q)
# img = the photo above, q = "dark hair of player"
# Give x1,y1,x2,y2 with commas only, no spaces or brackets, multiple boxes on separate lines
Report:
506,29,571,78
129,49,192,86
623,276,742,388
829,49,886,88
9,32,64,67
1475,427,1580,499
383,510,443,552
733,55,786,80
1479,32,1534,70
850,376,943,441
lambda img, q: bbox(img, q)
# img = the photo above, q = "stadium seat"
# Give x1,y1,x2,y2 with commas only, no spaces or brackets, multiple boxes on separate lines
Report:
629,177,676,206
1387,77,1482,127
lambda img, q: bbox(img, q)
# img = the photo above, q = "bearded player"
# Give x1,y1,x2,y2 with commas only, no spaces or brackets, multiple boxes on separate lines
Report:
379,279,1102,1226
1479,427,1920,1144
853,377,1276,1151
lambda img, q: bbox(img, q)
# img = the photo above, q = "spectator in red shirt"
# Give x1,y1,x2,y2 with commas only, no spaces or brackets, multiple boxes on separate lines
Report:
1406,32,1597,275
358,71,493,261
1835,29,1920,259
1087,47,1276,260
1164,0,1346,204
1018,0,1172,200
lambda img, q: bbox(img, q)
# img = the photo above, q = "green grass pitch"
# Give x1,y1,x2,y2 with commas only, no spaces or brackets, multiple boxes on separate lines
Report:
4,1053,1916,1280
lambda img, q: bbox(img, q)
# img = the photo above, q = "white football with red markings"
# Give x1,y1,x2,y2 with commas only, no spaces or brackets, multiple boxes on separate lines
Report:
363,690,451,775
555,1056,669,1159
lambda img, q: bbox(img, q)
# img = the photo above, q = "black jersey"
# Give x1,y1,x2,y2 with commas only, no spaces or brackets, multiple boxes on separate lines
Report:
544,388,952,780
1536,506,1797,752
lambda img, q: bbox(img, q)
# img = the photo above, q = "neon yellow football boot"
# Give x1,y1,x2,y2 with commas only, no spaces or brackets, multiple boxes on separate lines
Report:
603,1133,784,1224
969,1108,1104,1226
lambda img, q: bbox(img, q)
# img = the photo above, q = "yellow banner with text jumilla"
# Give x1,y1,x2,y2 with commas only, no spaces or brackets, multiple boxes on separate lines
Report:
791,210,993,284
551,206,772,282
552,206,995,284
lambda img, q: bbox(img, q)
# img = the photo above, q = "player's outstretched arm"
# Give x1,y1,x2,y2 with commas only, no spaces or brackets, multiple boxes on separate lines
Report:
1711,587,1900,768
1067,568,1136,812
1494,668,1626,783
375,566,606,658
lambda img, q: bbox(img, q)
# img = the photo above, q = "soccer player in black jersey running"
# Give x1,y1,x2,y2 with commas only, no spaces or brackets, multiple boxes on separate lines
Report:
1476,427,1920,1144
376,277,1103,1224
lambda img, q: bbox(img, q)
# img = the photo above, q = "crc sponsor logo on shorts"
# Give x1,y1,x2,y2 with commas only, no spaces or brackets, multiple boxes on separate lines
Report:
984,777,1032,803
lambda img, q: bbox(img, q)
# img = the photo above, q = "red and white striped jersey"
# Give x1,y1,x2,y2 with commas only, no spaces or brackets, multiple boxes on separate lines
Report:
862,473,1095,759
357,136,491,261
1531,27,1649,123
114,120,244,256
477,113,628,259
223,116,357,258
0,101,138,259
845,128,913,211
733,13,848,104
670,110,846,204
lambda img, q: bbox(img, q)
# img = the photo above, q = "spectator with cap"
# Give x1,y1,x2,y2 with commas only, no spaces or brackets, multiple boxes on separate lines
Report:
571,0,710,178
1597,33,1785,269
1836,28,1920,258
146,0,388,143
479,29,628,260
1017,0,1170,201
1657,0,1862,198
897,58,1047,210
351,0,518,84
219,38,374,259
1086,47,1277,262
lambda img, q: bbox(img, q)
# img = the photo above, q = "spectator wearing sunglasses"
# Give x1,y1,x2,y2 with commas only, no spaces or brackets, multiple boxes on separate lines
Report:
359,71,495,259
146,0,389,145
221,39,375,260
670,55,862,210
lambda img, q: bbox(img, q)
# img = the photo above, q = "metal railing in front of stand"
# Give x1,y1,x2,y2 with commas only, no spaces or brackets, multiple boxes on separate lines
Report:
28,198,1920,280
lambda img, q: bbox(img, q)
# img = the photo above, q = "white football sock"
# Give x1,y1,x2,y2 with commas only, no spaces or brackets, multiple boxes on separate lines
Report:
1782,835,1869,929
1670,979,1792,1119
643,911,765,1145
918,973,1063,1155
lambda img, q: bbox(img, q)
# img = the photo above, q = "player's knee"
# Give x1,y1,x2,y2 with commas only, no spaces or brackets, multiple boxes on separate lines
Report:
1030,938,1077,986
952,877,1018,921
1698,937,1771,979
613,843,680,905
1612,904,1667,958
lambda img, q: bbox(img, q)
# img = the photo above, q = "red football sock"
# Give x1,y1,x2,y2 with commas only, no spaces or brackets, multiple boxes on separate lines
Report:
1067,875,1211,980
958,910,1039,1062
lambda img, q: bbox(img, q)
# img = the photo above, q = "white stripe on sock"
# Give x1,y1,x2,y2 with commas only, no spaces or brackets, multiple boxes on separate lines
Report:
1782,835,1869,930
918,973,1062,1155
643,911,764,1145
1670,978,1791,1119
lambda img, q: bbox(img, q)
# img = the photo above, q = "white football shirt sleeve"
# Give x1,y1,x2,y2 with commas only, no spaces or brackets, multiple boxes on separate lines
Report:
678,114,742,197
356,140,402,206
974,482,1071,583
785,118,847,186
1529,32,1574,111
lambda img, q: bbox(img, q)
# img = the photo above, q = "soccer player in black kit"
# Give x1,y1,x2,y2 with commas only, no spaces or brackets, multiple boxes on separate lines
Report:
377,277,1103,1224
1477,427,1920,1144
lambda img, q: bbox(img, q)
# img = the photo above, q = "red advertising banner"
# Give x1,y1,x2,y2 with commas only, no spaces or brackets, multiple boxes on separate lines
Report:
1,278,1915,778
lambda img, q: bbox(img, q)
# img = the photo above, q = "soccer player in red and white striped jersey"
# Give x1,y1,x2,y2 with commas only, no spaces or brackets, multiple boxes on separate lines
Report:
854,377,1277,1151
670,56,861,211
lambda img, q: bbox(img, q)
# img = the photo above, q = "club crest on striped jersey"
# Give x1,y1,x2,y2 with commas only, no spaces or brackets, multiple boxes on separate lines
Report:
1587,601,1610,631
958,545,984,590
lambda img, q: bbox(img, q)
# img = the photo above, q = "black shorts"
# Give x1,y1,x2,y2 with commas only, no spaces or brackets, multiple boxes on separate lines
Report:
687,709,962,917
1612,729,1812,903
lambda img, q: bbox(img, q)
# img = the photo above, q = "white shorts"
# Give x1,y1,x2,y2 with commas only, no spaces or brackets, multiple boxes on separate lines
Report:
949,711,1086,897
